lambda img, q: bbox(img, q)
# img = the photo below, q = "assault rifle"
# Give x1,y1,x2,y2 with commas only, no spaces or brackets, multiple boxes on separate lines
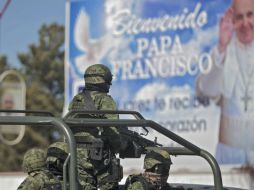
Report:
119,127,162,158
64,110,161,158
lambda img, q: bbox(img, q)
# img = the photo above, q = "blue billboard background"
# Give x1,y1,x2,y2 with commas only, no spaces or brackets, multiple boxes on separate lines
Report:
65,0,239,167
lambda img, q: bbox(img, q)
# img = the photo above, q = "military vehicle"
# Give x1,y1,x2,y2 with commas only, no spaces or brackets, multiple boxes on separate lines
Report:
0,109,245,190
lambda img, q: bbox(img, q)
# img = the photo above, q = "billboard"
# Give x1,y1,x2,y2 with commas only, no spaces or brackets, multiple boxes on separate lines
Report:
65,0,253,167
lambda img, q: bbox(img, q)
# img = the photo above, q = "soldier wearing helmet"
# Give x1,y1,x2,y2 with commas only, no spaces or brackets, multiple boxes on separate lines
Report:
46,142,69,181
68,64,122,190
17,148,60,190
69,64,117,120
45,141,78,190
125,149,172,190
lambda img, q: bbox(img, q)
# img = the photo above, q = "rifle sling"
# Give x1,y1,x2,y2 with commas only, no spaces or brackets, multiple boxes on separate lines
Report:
82,91,97,110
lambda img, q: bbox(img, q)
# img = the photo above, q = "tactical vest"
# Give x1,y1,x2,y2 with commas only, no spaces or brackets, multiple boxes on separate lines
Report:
18,170,62,190
69,91,98,111
42,171,62,190
70,90,123,185
68,90,118,119
43,181,62,190
72,91,111,161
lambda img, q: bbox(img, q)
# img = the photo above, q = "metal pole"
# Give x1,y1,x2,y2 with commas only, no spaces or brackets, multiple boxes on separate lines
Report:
0,116,78,190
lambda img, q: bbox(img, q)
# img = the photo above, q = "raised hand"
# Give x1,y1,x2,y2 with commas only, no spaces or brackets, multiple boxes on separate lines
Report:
218,8,234,53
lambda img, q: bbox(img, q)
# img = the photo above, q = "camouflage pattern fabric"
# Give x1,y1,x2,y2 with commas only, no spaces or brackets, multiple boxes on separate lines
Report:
125,174,148,190
46,142,71,190
68,91,121,150
22,148,46,173
126,180,146,190
84,64,112,85
78,158,119,190
144,149,172,170
126,179,171,190
125,174,171,190
125,149,172,190
17,169,61,190
69,91,122,190
46,141,69,171
18,148,62,190
69,91,118,119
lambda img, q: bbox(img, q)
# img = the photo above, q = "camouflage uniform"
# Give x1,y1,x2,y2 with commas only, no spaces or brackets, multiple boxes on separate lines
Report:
17,148,60,190
46,142,69,189
68,64,122,190
125,149,172,190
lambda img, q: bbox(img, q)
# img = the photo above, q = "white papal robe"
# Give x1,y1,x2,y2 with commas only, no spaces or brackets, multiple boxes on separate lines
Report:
198,34,254,165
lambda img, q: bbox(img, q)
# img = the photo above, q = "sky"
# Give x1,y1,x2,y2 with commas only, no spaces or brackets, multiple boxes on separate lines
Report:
0,0,66,68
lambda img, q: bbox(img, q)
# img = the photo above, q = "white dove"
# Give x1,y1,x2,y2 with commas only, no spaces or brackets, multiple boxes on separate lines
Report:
74,9,112,75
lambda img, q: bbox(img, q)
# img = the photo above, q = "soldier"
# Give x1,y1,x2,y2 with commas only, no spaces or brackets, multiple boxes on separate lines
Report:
125,149,172,190
17,148,60,190
45,142,69,189
68,64,122,190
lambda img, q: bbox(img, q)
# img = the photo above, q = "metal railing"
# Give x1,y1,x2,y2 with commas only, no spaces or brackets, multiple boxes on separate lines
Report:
0,110,78,190
64,110,223,190
0,110,223,190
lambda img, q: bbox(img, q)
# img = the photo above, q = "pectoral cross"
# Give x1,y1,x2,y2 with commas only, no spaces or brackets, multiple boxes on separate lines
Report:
241,90,252,112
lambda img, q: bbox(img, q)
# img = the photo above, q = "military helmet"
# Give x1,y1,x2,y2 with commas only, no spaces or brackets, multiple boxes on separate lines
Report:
46,142,68,163
22,148,46,173
84,64,113,85
46,142,69,171
144,149,172,170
